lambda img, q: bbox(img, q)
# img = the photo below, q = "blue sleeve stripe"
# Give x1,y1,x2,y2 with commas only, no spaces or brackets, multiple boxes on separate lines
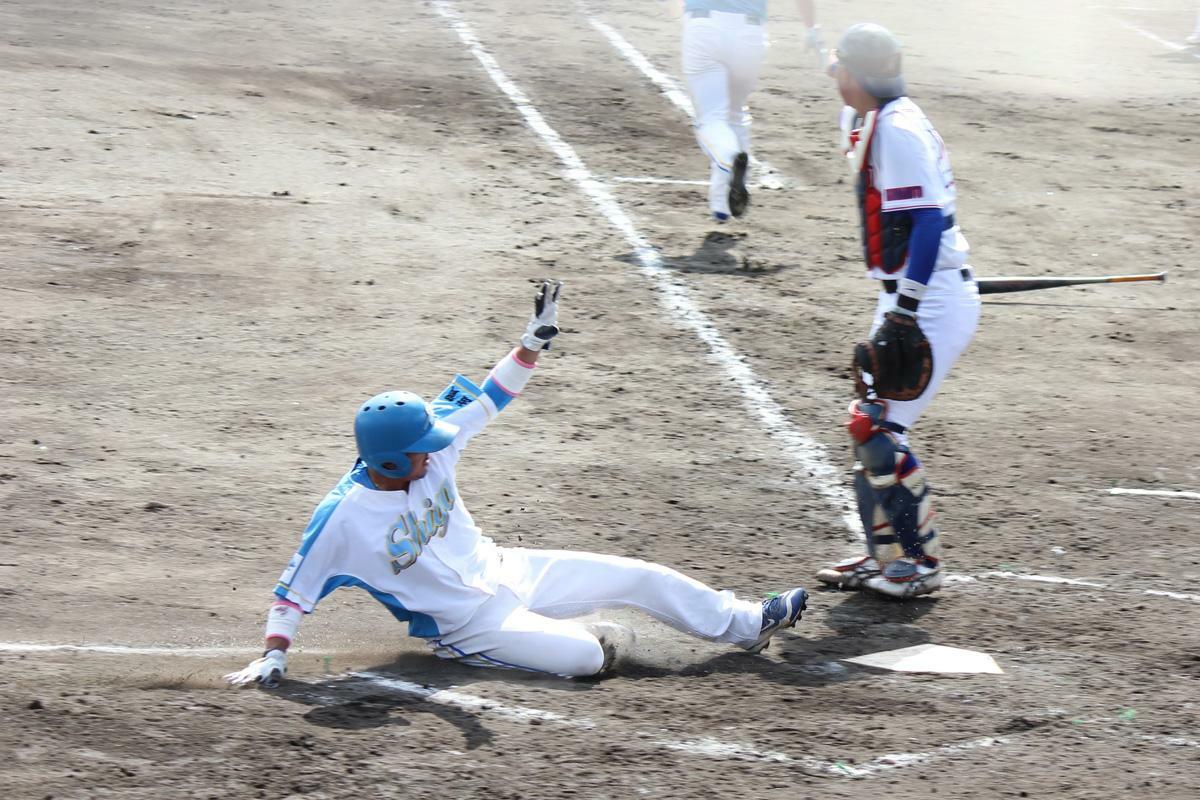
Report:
285,467,357,590
317,574,440,638
482,377,515,411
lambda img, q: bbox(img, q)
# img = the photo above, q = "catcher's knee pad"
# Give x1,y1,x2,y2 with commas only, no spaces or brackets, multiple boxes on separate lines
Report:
849,408,940,568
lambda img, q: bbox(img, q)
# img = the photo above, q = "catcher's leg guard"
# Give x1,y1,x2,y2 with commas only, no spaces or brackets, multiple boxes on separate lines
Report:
822,401,943,597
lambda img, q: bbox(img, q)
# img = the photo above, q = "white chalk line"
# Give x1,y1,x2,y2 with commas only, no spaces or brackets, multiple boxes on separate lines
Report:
1108,487,1200,500
354,672,1000,776
352,671,596,729
653,734,1007,776
948,571,1200,604
611,175,709,186
975,571,1107,588
1114,18,1200,59
584,12,786,190
0,643,262,656
431,0,860,537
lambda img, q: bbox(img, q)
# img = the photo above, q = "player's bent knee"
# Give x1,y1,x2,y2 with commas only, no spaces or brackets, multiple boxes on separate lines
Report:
556,636,606,678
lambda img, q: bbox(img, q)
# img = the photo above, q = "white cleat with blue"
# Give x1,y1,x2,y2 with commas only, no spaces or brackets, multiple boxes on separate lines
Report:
746,587,808,654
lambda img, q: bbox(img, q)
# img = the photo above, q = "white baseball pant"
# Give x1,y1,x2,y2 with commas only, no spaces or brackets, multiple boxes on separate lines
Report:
870,267,981,432
681,10,767,216
427,548,763,676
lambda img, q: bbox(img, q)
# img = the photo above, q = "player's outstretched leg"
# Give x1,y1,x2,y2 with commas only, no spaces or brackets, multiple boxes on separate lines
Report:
500,549,807,654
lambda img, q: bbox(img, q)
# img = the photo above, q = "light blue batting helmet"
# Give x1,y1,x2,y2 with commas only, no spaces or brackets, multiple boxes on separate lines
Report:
354,391,458,478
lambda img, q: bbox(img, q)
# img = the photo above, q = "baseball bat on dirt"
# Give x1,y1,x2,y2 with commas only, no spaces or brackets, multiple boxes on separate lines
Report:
976,271,1167,295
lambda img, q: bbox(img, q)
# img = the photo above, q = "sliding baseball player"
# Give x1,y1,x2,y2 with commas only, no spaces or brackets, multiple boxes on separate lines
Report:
681,1,822,221
227,282,807,686
816,25,980,598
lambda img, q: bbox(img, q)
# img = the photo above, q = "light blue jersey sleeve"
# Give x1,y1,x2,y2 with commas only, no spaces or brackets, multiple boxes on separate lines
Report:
273,471,354,612
684,0,768,18
431,348,538,455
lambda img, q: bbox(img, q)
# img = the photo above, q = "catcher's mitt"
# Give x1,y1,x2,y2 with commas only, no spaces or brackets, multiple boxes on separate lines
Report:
853,311,933,401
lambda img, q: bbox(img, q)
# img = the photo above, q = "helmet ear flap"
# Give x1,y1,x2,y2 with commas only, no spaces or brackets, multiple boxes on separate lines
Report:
376,456,413,479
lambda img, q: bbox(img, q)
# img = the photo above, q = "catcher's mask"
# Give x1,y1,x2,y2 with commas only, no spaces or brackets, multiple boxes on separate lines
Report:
354,391,458,479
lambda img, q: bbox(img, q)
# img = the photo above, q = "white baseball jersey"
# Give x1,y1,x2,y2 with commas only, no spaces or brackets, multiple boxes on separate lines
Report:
862,97,970,280
273,385,503,638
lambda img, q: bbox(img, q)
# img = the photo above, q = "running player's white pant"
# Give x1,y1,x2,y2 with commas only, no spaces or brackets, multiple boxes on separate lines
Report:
427,549,763,676
869,268,981,432
681,11,767,216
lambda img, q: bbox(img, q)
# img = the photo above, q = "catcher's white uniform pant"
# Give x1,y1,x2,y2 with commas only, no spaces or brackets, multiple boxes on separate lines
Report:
682,10,767,215
427,548,763,676
870,268,981,432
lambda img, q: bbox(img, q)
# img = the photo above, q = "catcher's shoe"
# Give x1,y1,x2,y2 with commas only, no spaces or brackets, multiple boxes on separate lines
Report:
746,587,808,654
728,152,750,218
816,555,881,589
862,558,943,598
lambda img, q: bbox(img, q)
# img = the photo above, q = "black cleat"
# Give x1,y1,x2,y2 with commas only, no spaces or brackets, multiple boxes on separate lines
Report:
728,152,750,218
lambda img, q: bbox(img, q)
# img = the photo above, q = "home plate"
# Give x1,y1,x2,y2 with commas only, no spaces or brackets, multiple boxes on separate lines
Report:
844,645,1003,674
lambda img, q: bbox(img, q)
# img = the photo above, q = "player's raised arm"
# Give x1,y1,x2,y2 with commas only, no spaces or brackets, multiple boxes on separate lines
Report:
470,279,562,410
414,279,565,454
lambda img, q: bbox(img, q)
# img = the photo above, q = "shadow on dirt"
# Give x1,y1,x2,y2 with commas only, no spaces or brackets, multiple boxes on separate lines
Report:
271,651,596,746
271,593,937,740
619,231,791,275
616,591,939,686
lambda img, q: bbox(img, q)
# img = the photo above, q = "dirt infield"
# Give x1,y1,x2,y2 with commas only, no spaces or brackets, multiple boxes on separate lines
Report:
2,0,1198,797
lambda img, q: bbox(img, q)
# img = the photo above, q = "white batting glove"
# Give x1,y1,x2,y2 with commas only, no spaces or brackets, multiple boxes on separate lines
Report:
224,648,287,689
520,280,563,351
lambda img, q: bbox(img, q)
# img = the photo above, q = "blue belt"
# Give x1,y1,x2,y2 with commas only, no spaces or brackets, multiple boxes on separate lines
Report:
686,9,763,24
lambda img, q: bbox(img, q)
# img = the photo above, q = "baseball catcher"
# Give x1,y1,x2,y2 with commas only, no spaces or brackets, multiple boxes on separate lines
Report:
226,281,807,687
817,25,981,598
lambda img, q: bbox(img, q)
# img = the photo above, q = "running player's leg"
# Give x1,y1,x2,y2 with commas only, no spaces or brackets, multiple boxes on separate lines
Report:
683,17,739,218
722,20,766,217
429,588,606,677
726,21,767,156
501,549,763,647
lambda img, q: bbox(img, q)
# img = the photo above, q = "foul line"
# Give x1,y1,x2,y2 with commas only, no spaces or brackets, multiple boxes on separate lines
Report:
353,671,597,729
357,671,1000,776
0,643,262,656
949,571,1200,604
1108,487,1200,500
430,0,859,537
611,175,709,186
584,10,786,189
1114,18,1200,60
